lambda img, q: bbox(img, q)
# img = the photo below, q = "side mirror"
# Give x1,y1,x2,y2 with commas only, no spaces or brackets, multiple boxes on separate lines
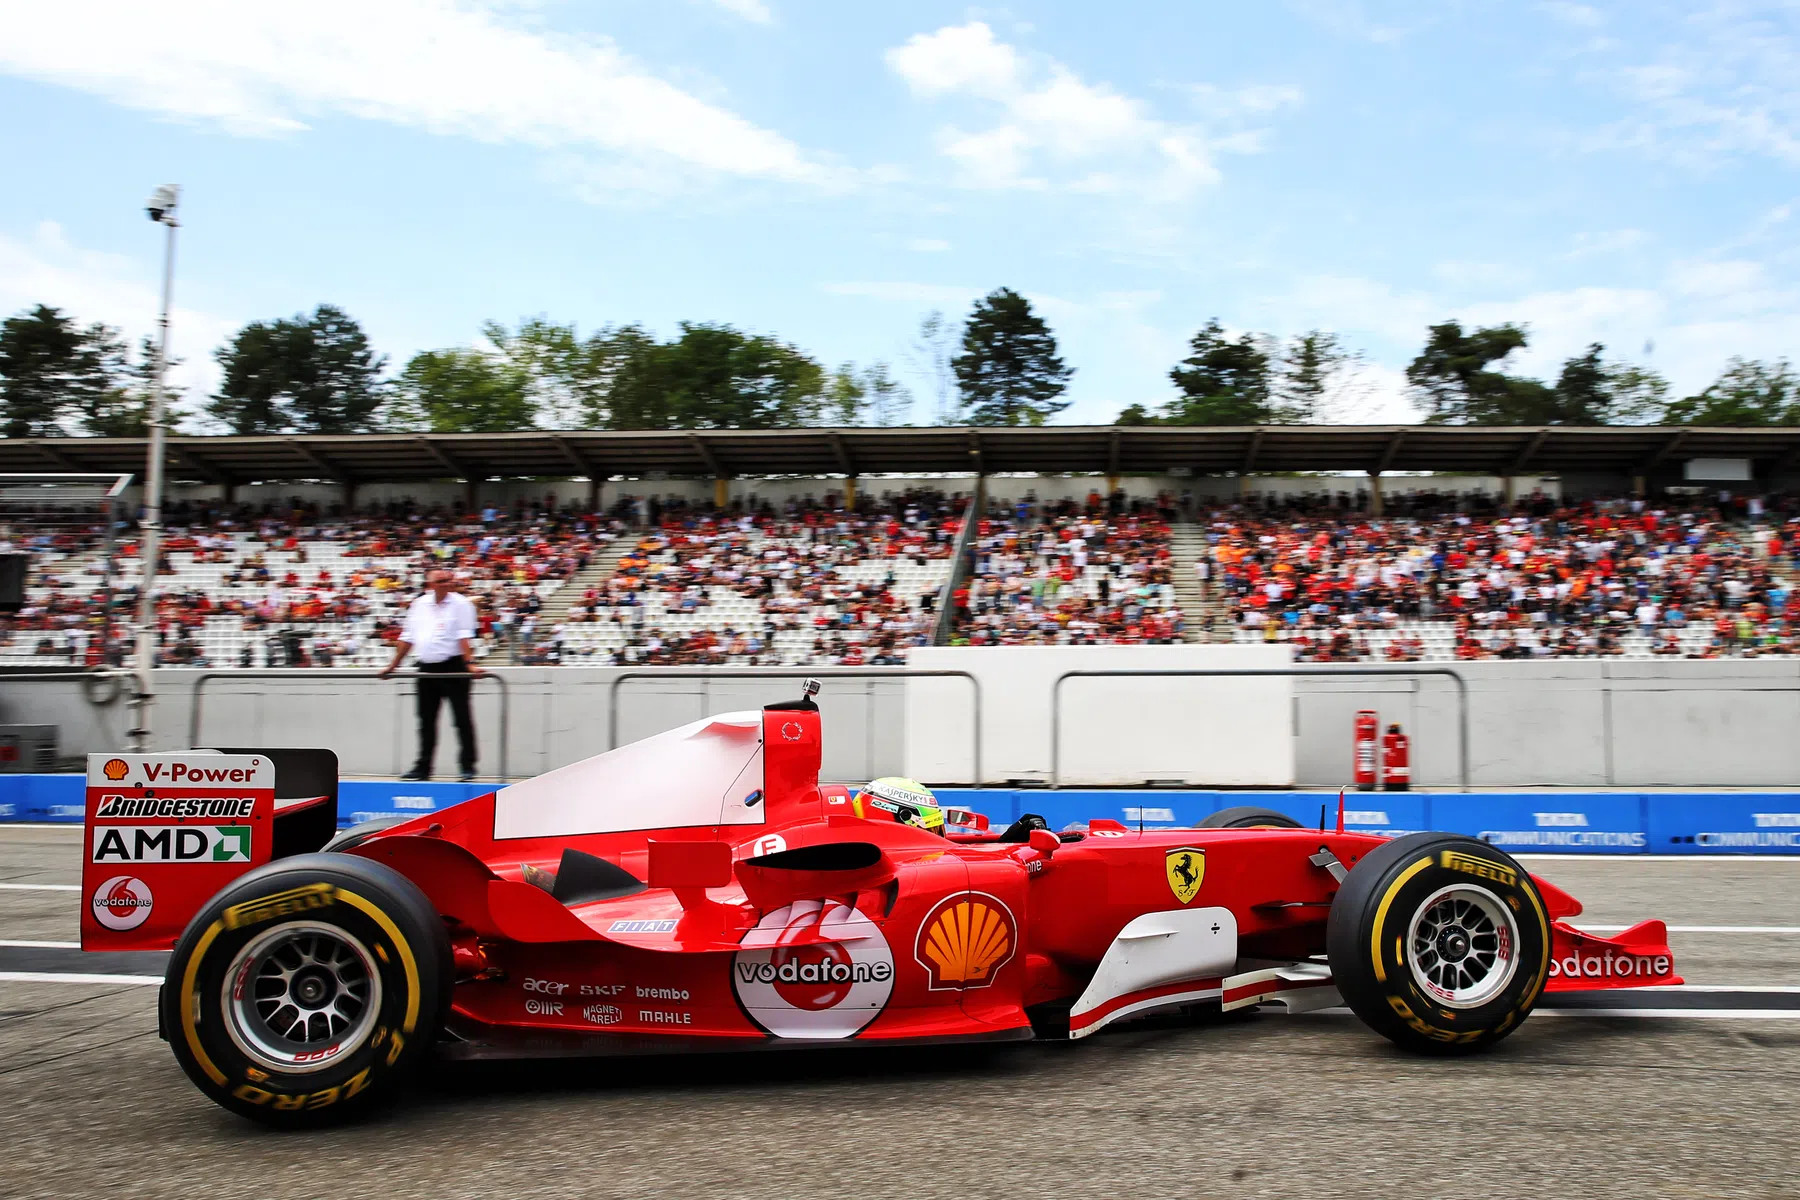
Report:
1028,828,1060,856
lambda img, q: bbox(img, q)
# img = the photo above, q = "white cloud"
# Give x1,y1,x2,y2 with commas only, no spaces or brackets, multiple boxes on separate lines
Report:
821,281,982,309
1669,258,1765,297
0,1,835,190
706,0,772,23
1567,229,1648,258
1431,261,1533,291
887,22,1022,99
0,222,238,415
1581,4,1800,168
1188,83,1305,118
906,238,951,253
886,22,1252,196
1541,2,1604,28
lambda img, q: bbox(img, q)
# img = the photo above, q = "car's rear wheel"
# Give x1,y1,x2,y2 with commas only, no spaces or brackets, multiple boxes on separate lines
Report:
162,854,450,1126
1198,806,1304,829
1326,833,1550,1055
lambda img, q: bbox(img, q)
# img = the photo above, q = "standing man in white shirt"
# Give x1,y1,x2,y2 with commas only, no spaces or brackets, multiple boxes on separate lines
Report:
379,570,483,781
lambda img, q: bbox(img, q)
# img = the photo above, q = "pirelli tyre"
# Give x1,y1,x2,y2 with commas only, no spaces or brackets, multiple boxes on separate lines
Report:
1198,806,1304,830
161,854,451,1126
1326,833,1551,1055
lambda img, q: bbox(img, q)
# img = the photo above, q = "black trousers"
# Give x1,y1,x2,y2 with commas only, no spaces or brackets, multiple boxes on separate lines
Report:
415,657,476,773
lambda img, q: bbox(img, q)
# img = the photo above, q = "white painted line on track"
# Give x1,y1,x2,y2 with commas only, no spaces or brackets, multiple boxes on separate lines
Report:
1536,1009,1800,1020
0,824,82,831
0,883,78,892
1577,925,1800,934
1305,1004,1800,1021
1517,854,1800,863
0,941,79,949
0,972,159,986
1624,984,1800,993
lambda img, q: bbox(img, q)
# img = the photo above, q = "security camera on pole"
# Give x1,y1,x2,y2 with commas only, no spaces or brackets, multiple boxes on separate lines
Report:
130,184,179,752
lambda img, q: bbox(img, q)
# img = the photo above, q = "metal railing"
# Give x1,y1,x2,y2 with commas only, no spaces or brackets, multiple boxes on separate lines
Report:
188,669,511,780
607,667,983,785
1049,666,1470,790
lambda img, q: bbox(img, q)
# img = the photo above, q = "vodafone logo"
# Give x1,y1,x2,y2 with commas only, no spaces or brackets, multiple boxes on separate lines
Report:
780,722,804,742
91,876,153,931
733,899,893,1039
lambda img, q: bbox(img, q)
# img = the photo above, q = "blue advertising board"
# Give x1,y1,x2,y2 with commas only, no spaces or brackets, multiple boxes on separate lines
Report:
1,774,1796,853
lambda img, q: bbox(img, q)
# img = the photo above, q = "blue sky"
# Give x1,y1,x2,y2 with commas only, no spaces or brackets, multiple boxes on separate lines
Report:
0,0,1796,428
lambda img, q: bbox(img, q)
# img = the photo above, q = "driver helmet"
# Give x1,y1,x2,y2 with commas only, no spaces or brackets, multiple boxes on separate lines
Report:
853,776,945,835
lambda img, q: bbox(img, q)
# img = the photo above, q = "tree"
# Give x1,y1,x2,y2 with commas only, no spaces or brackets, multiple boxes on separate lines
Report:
861,362,912,426
1164,319,1275,424
74,333,183,437
1406,321,1547,424
0,305,113,437
1607,363,1671,424
1278,331,1366,423
1548,344,1611,425
482,317,602,428
906,311,959,425
825,363,867,425
391,349,534,433
952,288,1072,426
593,325,675,429
1664,358,1800,426
650,323,824,430
210,304,387,434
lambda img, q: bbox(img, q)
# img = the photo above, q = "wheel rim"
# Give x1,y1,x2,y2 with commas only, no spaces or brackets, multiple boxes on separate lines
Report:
221,921,383,1075
1405,884,1518,1009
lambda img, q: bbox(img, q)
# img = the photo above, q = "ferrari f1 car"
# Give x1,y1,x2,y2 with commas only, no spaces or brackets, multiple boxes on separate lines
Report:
80,684,1680,1125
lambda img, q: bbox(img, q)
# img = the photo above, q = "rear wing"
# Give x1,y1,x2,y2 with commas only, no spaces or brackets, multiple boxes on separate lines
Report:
81,749,338,952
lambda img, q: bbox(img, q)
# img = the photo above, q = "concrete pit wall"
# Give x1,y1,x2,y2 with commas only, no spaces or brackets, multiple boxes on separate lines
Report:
7,653,1800,789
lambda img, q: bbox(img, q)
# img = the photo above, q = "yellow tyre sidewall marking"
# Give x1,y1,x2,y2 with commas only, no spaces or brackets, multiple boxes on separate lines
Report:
179,921,228,1087
333,888,422,1035
178,885,423,1097
1369,856,1433,984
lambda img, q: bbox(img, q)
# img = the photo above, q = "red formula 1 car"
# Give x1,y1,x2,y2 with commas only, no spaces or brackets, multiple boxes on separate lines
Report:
81,685,1680,1125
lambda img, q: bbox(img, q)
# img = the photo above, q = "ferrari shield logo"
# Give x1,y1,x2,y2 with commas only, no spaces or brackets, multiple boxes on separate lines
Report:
1165,848,1205,905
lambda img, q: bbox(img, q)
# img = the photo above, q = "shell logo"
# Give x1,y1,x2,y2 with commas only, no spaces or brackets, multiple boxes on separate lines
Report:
914,892,1017,991
102,758,129,782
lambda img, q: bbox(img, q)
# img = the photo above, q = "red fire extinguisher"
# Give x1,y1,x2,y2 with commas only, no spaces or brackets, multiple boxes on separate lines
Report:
1353,709,1378,791
1382,723,1411,792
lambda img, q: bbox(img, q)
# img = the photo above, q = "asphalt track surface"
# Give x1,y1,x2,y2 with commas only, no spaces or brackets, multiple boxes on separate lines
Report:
4,827,1799,1200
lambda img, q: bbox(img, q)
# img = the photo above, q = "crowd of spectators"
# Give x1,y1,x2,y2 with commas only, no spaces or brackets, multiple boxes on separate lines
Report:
948,489,1187,646
2,497,611,668
533,489,963,666
1209,491,1800,661
12,483,1800,668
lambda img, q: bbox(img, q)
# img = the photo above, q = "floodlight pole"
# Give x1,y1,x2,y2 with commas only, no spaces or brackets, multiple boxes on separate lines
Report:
131,185,180,752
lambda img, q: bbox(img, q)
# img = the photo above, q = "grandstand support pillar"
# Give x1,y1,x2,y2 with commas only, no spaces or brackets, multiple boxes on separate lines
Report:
342,480,355,512
588,474,601,513
844,475,858,510
714,476,729,509
1368,471,1384,516
1503,475,1515,506
464,477,478,512
1633,474,1646,498
1238,474,1250,500
1106,474,1119,499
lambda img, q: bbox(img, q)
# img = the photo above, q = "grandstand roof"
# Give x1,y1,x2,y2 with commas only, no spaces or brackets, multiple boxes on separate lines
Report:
0,425,1793,483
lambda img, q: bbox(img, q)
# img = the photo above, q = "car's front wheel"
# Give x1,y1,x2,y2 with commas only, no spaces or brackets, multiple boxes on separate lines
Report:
1327,833,1550,1054
162,854,450,1126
